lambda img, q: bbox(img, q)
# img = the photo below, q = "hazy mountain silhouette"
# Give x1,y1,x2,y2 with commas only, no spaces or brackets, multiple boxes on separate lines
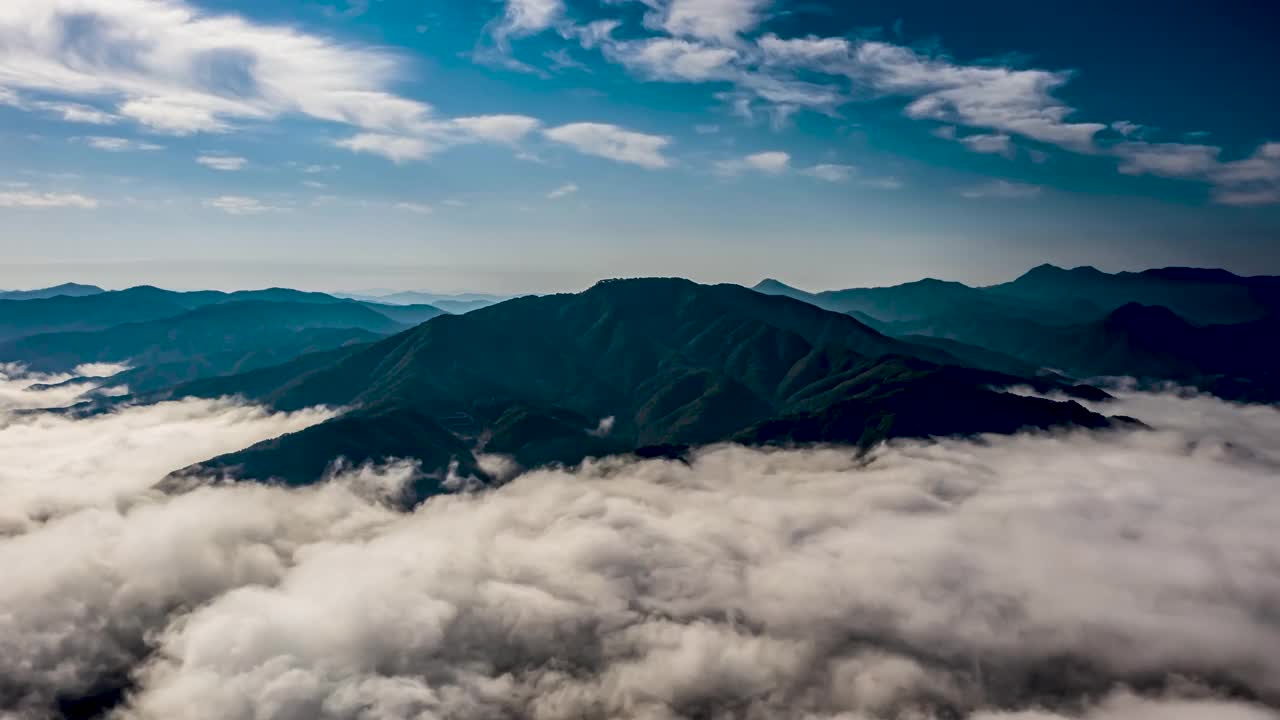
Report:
753,276,1095,325
335,290,508,314
761,265,1280,400
986,264,1280,324
0,282,104,301
0,286,445,342
173,278,1115,500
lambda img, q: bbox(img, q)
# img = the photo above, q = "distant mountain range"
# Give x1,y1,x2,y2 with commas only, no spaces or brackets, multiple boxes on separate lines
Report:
0,286,447,392
160,278,1115,501
3,265,1273,504
756,264,1280,402
0,282,104,301
333,290,509,314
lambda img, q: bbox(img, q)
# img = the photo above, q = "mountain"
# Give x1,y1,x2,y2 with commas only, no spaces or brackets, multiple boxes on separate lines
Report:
335,290,508,314
0,283,104,301
1018,303,1280,401
357,302,450,326
0,300,424,394
987,264,1280,325
872,301,1280,402
171,278,1116,501
753,277,1096,325
0,286,445,342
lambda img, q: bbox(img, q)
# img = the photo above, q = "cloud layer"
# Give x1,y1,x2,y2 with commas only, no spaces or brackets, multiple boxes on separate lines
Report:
1,375,1278,719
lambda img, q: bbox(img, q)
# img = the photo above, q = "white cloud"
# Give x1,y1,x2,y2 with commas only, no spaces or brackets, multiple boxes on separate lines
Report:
931,124,958,140
716,150,791,176
0,191,98,209
1114,142,1221,178
0,92,120,124
544,122,673,169
0,0,440,136
757,33,853,66
958,133,1015,159
960,179,1043,199
195,155,248,171
851,42,1106,152
450,114,542,143
654,0,771,42
491,0,565,45
392,202,433,214
202,195,284,215
547,182,579,199
1113,141,1280,206
1214,187,1280,207
3,385,1280,718
84,136,164,152
802,163,855,182
335,133,435,163
604,37,740,82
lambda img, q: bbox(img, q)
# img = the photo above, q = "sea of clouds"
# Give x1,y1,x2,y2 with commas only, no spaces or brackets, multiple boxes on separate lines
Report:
0,367,1277,719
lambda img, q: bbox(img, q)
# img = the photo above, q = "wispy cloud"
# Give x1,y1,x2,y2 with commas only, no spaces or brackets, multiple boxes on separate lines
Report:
335,134,436,164
544,123,673,169
1114,141,1280,206
83,137,164,153
961,179,1043,199
802,163,855,182
202,195,285,215
392,202,433,214
958,133,1015,159
195,155,248,172
0,192,98,209
547,183,579,199
716,150,791,176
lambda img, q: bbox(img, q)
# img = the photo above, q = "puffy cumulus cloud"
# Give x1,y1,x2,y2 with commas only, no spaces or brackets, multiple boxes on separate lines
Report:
544,122,673,168
2,387,1280,718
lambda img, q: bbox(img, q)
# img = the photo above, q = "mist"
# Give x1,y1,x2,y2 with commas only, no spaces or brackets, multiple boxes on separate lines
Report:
0,375,1277,719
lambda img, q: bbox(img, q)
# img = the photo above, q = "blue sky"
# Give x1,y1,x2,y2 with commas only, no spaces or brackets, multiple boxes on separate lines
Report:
1,0,1277,293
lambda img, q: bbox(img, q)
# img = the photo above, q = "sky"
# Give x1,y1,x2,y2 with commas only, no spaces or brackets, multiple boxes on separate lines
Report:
1,0,1278,293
